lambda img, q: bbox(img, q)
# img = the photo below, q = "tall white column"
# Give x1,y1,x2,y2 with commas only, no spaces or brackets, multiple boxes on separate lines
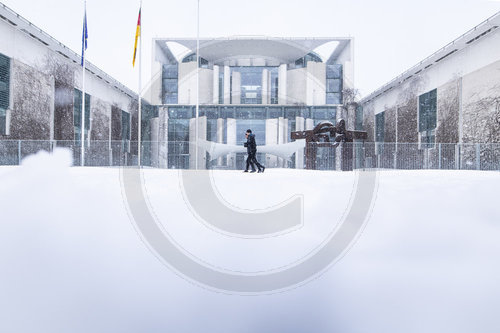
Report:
305,118,314,130
268,73,272,104
232,71,241,104
158,107,169,168
189,116,207,169
278,116,288,167
150,117,160,167
266,118,278,167
217,118,225,166
189,117,196,168
262,69,269,104
295,116,305,169
223,66,231,104
212,65,219,104
306,65,314,106
226,118,236,168
278,64,287,104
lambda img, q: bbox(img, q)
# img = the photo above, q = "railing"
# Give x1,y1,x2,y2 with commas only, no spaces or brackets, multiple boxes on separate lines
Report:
308,142,500,171
0,140,499,171
0,140,139,167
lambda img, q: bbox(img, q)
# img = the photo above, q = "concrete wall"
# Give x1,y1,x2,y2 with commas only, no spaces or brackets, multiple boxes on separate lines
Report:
90,98,110,141
286,63,326,106
436,79,460,143
287,68,307,105
8,59,53,140
265,118,278,167
0,8,137,143
307,62,326,105
361,25,500,144
335,41,354,88
462,59,500,143
178,62,213,105
189,116,207,169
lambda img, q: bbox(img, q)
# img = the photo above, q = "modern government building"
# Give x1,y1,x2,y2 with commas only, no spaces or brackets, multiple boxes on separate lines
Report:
1,1,500,169
144,37,353,169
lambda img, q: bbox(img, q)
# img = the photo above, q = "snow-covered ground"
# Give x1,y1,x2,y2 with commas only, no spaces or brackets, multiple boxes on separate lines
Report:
1,149,500,333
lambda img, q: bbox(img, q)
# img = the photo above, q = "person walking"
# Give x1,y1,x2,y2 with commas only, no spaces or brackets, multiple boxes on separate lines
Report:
243,129,265,173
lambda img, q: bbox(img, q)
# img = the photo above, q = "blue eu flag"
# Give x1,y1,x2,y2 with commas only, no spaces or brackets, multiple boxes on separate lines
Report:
81,8,88,67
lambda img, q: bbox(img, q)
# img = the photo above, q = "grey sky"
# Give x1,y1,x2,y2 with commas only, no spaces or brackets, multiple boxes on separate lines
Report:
2,0,500,97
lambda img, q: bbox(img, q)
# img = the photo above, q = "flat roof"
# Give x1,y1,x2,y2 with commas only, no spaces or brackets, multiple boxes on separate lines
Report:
154,36,351,65
0,2,137,99
361,11,500,104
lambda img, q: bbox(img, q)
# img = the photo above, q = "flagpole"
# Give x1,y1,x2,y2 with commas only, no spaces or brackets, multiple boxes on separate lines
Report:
80,0,86,167
138,0,142,167
195,0,200,170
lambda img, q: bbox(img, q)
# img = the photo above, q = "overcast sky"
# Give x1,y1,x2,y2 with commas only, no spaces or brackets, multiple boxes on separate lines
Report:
2,0,500,97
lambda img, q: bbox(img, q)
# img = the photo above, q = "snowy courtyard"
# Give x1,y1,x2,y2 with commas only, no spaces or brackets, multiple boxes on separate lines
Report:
1,149,499,332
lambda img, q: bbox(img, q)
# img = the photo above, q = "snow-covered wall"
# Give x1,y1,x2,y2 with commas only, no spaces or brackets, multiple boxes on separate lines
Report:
10,59,53,140
0,4,137,142
361,21,500,144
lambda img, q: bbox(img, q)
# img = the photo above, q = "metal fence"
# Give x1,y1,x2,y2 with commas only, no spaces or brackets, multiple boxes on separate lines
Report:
0,140,499,171
308,142,500,171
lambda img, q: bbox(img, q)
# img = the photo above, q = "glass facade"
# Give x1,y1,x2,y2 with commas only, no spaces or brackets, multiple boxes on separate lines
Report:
73,88,90,142
230,66,279,105
0,53,10,135
218,69,224,104
206,118,217,142
375,111,385,155
166,105,337,169
121,110,130,151
355,105,363,131
375,112,385,143
140,102,159,166
182,53,209,68
167,107,191,169
270,69,279,104
419,89,437,148
326,64,343,105
235,119,266,169
167,105,336,121
162,64,178,104
290,52,323,69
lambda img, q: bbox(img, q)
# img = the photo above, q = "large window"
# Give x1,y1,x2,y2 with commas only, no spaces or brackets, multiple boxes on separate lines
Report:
291,52,323,69
375,111,385,155
375,112,385,142
355,105,363,131
206,118,218,142
326,64,343,105
73,88,90,142
270,68,279,104
218,70,224,104
165,105,337,169
167,118,190,169
236,119,266,146
231,66,279,105
0,53,10,135
162,64,178,104
167,105,336,121
121,110,130,151
182,53,209,68
311,107,336,122
419,89,437,148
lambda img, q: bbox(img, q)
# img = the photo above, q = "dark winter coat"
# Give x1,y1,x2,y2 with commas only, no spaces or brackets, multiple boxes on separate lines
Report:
244,133,257,153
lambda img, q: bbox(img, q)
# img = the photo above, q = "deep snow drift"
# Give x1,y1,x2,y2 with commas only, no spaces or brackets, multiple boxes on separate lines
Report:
1,149,499,333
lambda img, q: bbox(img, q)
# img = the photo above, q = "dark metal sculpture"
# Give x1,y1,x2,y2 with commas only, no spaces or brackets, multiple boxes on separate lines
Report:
290,119,368,170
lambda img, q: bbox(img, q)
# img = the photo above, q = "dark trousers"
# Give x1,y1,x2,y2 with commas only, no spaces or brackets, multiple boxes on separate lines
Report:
246,152,264,171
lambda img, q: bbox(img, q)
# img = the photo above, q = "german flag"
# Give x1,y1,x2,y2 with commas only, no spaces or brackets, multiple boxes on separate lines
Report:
132,8,141,67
